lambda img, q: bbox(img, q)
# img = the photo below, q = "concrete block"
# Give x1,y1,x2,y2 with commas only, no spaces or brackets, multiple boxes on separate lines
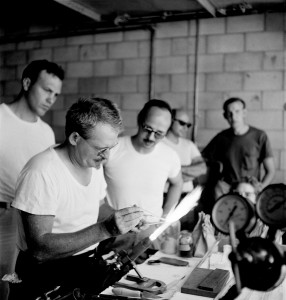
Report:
227,15,264,33
29,48,52,61
109,42,138,59
95,32,123,43
172,36,206,55
199,18,225,35
52,110,66,127
0,43,16,51
171,74,205,92
263,51,284,70
153,75,171,92
18,40,41,50
0,67,16,81
206,73,243,91
225,52,263,72
64,95,81,108
4,80,20,96
54,46,78,62
223,92,262,110
267,130,285,149
246,32,284,51
121,110,138,127
62,78,78,94
50,96,64,111
266,13,284,31
67,35,93,45
124,30,149,41
138,75,148,93
138,41,150,57
122,93,148,110
244,71,283,91
5,51,26,66
206,110,229,129
197,129,223,148
280,149,286,170
262,91,285,110
108,76,137,93
197,54,223,73
66,62,93,78
247,111,283,130
95,93,121,107
80,44,107,61
123,58,149,75
197,92,224,110
79,77,107,93
154,92,187,109
156,21,188,38
208,34,244,53
42,38,66,48
155,56,187,74
154,39,171,57
94,60,122,76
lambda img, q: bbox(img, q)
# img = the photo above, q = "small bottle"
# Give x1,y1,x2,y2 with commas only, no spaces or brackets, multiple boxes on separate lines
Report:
160,220,181,255
178,230,193,257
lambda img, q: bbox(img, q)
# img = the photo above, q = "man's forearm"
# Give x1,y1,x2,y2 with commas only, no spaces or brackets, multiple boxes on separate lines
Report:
163,183,182,217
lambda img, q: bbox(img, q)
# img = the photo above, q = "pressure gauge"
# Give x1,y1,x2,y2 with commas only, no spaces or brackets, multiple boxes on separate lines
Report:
256,184,286,229
211,193,256,235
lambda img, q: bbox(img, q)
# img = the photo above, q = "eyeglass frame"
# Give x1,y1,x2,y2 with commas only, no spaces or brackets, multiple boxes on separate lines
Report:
173,118,192,128
79,133,118,156
141,123,166,140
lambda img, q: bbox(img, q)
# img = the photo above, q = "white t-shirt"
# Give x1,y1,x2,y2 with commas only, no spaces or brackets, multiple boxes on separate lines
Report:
12,147,107,254
163,137,201,192
104,136,181,218
0,103,55,203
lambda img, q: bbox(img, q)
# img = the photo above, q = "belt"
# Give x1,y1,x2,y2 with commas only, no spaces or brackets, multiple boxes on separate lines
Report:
0,201,11,209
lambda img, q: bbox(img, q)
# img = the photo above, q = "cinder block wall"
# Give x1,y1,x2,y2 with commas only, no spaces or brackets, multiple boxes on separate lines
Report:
0,13,285,183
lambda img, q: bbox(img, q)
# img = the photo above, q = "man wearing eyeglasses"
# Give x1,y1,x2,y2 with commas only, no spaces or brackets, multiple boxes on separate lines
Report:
100,99,183,257
163,109,207,231
8,97,147,300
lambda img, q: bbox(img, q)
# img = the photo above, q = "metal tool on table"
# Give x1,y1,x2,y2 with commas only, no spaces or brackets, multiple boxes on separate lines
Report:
210,184,286,300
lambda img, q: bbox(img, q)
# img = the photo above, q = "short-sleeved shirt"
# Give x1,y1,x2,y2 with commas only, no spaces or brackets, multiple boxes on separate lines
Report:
202,126,273,185
104,136,181,218
12,147,107,255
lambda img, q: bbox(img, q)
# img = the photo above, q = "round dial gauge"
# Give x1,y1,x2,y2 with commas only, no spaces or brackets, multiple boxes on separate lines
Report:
256,184,286,229
211,193,256,235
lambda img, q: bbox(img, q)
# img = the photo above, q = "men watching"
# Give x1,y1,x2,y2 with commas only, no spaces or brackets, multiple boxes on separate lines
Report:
0,60,64,300
202,97,275,200
8,97,146,300
100,99,183,254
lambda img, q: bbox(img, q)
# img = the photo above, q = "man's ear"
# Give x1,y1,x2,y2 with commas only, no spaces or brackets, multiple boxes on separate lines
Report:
22,77,31,91
69,132,80,146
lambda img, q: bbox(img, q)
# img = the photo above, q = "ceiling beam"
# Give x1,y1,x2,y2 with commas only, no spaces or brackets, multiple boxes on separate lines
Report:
52,0,101,21
195,0,217,17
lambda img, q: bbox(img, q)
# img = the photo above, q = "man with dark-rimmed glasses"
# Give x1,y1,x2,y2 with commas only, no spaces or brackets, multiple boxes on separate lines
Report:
100,99,183,258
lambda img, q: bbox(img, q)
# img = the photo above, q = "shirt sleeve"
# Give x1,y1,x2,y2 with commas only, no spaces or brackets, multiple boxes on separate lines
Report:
12,168,58,215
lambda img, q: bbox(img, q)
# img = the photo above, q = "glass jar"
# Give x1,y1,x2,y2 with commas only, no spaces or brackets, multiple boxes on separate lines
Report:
178,230,193,257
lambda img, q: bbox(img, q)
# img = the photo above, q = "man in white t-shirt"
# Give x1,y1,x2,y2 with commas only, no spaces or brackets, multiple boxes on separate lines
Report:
9,97,146,300
164,109,207,231
100,100,183,257
0,60,64,300
164,109,207,194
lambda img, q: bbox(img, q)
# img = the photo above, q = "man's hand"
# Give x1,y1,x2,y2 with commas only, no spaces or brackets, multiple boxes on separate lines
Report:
103,206,145,236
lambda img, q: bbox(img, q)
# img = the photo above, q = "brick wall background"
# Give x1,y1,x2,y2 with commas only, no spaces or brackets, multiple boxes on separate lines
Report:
0,13,285,183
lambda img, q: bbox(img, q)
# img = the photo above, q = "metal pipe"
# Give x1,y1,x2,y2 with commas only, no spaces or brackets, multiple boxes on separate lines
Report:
191,18,200,143
148,25,155,100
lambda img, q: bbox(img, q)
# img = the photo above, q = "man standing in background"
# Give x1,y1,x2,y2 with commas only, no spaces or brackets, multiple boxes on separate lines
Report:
0,59,64,300
202,97,275,200
164,108,207,231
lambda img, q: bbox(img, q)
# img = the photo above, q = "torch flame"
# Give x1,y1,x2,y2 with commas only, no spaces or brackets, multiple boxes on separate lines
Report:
149,186,203,241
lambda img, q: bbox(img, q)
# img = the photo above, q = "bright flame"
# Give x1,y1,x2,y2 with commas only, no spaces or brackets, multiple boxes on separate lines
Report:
149,186,202,241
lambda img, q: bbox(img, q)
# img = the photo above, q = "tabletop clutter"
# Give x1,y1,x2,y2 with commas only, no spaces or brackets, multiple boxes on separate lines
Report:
102,211,233,299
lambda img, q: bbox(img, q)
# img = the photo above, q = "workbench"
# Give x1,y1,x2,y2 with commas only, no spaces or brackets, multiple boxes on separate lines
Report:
103,248,286,300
